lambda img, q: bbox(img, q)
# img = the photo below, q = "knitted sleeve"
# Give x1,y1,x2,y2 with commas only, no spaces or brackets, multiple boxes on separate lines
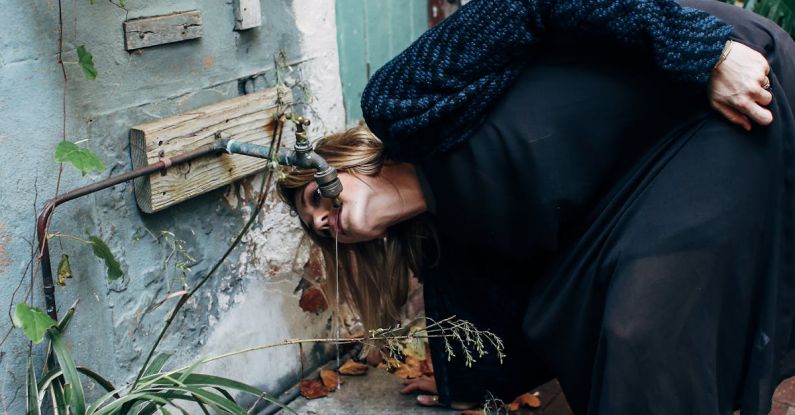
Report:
361,0,733,161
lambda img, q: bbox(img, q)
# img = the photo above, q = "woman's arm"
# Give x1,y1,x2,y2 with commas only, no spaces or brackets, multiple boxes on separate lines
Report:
534,0,773,130
362,0,771,160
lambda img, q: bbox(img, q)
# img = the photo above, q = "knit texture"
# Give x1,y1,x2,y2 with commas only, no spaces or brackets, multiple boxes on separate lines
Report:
361,0,733,161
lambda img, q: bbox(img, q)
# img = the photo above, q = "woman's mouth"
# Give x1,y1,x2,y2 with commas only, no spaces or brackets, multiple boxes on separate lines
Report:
329,206,344,235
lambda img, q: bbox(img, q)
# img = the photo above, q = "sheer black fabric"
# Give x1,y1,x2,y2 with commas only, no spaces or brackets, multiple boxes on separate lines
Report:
418,2,795,414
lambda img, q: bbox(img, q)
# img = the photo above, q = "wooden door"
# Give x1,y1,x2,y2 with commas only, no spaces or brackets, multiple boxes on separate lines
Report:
335,0,428,125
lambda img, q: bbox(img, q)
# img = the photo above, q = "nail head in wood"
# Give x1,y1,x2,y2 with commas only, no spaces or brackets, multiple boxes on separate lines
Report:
234,0,262,31
124,10,203,51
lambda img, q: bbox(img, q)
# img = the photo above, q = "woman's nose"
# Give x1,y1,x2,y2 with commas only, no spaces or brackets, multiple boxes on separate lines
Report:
312,211,330,234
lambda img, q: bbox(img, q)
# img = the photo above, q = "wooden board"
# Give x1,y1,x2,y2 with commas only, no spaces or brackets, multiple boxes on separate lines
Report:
234,0,262,30
130,87,291,213
124,10,203,50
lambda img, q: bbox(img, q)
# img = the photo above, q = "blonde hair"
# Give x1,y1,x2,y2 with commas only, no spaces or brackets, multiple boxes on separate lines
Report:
278,126,434,331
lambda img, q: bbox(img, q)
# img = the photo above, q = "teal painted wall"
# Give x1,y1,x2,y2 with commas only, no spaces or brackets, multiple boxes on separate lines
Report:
336,0,427,125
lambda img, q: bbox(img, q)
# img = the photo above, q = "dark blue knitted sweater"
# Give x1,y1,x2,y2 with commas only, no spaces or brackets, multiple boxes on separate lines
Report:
361,0,733,161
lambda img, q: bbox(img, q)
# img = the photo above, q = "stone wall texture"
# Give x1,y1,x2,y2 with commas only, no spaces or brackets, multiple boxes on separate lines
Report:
0,0,345,412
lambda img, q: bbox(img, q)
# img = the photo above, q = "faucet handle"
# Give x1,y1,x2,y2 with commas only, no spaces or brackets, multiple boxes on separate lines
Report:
291,115,311,133
290,115,311,147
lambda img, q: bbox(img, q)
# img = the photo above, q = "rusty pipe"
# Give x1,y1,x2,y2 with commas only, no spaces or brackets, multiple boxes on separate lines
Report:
36,142,228,320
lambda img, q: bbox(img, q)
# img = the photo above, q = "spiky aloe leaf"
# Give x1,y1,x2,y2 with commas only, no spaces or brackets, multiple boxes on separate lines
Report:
751,0,795,37
27,357,41,415
50,329,86,415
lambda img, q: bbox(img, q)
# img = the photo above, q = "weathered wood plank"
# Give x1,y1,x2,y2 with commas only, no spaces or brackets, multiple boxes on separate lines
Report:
234,0,262,30
124,10,203,51
130,87,292,213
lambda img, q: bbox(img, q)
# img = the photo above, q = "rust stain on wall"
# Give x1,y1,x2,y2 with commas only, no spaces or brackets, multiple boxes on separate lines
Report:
202,55,215,70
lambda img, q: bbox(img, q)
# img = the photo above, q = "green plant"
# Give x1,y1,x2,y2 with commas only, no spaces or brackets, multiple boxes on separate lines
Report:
727,0,795,37
17,303,284,415
15,302,504,415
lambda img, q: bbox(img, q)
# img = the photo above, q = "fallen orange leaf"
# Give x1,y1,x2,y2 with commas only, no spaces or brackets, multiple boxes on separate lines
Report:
338,359,369,375
320,369,341,390
512,392,541,409
505,402,520,412
299,379,329,399
459,411,484,415
405,355,422,369
393,365,423,379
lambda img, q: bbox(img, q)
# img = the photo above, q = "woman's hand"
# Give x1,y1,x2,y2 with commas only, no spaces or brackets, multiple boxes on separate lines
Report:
708,41,773,131
400,376,438,395
400,376,476,409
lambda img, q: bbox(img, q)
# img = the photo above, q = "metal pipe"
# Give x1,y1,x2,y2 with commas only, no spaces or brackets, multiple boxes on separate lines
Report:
36,142,228,320
37,117,341,320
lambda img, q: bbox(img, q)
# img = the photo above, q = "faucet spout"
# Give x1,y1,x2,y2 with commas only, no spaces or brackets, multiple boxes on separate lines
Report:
221,137,343,207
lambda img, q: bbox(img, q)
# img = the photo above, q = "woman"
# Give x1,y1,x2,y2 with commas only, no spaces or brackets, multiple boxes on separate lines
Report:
280,0,795,413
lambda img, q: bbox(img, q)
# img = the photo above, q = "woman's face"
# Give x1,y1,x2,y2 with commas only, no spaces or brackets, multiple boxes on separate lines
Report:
294,172,386,244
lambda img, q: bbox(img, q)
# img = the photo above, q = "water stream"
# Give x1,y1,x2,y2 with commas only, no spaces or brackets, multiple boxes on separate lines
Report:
334,228,341,390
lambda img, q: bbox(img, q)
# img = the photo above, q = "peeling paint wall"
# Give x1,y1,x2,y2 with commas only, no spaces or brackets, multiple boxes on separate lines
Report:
0,0,344,413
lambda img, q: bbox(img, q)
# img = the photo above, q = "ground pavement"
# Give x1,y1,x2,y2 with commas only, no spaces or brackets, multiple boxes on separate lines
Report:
283,368,572,415
283,370,795,415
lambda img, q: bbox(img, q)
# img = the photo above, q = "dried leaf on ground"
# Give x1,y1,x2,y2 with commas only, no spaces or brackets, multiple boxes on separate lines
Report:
320,369,342,390
405,355,422,370
459,411,485,415
338,359,369,375
299,379,329,399
506,392,541,411
393,365,423,379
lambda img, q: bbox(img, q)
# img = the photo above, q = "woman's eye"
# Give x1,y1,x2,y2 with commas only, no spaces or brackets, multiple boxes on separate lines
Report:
311,188,322,207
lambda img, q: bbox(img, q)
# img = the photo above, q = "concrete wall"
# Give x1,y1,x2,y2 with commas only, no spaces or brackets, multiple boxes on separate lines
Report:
0,0,344,412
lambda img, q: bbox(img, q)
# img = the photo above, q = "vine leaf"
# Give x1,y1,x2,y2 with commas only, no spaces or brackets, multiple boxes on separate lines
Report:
54,141,106,176
57,254,73,286
77,45,97,80
12,303,57,345
89,236,123,281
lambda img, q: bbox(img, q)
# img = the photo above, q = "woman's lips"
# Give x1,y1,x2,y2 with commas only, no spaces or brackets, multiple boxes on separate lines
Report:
329,206,344,236
335,206,345,235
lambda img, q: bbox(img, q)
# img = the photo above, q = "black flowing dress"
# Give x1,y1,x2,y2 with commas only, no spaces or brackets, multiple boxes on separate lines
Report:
417,2,795,414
